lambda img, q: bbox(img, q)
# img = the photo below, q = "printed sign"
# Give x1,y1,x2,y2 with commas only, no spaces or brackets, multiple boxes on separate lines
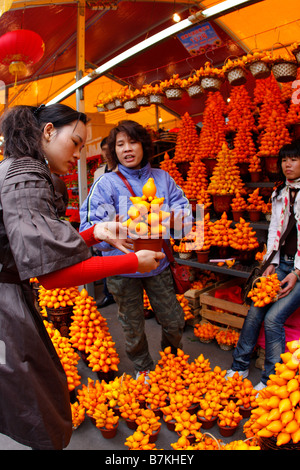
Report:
177,22,222,56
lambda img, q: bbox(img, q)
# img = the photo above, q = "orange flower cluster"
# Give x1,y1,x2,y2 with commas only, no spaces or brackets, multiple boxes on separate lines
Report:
245,339,300,446
207,144,245,196
218,400,243,428
247,188,265,211
247,273,281,307
197,92,227,160
173,112,199,162
229,217,259,251
44,320,81,392
159,152,185,188
199,61,224,79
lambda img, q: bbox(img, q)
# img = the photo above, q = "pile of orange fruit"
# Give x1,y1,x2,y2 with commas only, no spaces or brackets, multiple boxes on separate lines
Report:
247,188,265,212
173,409,202,439
173,112,199,163
44,319,81,392
210,212,233,248
183,159,208,200
244,339,300,446
231,192,247,213
218,400,243,428
194,322,219,342
258,109,291,157
124,430,157,450
207,144,245,196
176,293,193,322
135,408,161,435
247,273,281,307
233,126,258,165
159,152,185,188
198,390,223,420
123,177,170,238
227,85,256,133
229,217,259,252
215,329,240,349
38,285,79,312
71,401,86,429
93,402,119,430
187,212,213,252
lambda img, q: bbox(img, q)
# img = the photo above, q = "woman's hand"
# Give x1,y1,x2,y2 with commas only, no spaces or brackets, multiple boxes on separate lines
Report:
263,264,276,277
94,222,133,254
279,272,298,298
135,250,165,273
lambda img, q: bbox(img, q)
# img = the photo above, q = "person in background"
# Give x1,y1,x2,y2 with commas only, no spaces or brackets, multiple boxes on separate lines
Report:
0,105,164,450
93,136,114,182
93,136,116,308
80,120,191,382
226,140,300,391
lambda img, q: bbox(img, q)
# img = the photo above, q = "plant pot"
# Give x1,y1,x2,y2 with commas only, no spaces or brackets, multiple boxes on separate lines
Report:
238,405,253,418
99,423,118,439
217,420,237,437
202,158,217,176
238,249,256,265
163,416,176,431
232,210,244,222
177,432,196,445
198,415,218,429
46,305,73,337
264,156,280,181
196,250,210,263
213,194,233,215
250,171,262,182
148,428,160,443
125,418,138,430
248,210,261,222
146,403,163,417
133,237,163,252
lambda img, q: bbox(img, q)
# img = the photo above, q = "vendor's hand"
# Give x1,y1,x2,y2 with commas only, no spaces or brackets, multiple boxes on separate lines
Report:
135,250,165,273
278,273,297,299
94,222,133,254
263,264,276,277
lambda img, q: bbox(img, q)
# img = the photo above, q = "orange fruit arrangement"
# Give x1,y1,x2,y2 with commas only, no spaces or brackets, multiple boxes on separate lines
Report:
159,152,185,188
235,378,258,410
198,390,223,421
194,322,219,342
183,159,208,200
247,273,281,307
173,112,199,163
231,192,247,212
215,329,240,349
176,293,193,322
218,400,243,428
173,409,202,438
245,338,300,446
135,408,161,435
186,212,213,252
44,319,81,392
71,401,86,429
207,143,245,196
124,430,157,450
93,402,119,430
227,85,256,133
77,377,107,418
38,285,79,311
210,212,233,248
247,188,265,211
123,177,170,238
229,217,259,251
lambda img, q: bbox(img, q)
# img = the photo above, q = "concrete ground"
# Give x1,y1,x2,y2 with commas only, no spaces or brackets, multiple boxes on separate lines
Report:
0,282,262,451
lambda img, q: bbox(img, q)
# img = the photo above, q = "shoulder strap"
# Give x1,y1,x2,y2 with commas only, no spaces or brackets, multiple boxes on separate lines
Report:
115,170,173,262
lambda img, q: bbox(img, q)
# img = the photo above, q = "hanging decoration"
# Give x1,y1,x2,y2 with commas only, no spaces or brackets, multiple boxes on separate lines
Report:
0,29,45,86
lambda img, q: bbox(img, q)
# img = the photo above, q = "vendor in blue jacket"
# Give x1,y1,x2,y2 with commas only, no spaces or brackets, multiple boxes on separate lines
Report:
80,120,192,381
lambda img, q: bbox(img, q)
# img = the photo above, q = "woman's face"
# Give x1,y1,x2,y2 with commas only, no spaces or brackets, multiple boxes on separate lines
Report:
42,120,87,174
281,156,300,181
115,131,144,170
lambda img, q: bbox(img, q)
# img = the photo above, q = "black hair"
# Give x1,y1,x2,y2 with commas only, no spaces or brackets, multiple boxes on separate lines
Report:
1,104,87,161
107,120,153,169
100,137,108,148
274,139,300,195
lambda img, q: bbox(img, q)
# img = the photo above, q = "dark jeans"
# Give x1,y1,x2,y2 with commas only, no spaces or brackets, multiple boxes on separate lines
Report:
232,258,300,384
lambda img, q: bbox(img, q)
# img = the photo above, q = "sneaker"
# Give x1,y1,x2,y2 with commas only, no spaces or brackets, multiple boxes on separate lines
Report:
136,370,151,383
225,368,249,379
254,381,266,392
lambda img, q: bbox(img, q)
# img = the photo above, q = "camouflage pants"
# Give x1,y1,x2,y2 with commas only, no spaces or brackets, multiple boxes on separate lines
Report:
107,267,185,372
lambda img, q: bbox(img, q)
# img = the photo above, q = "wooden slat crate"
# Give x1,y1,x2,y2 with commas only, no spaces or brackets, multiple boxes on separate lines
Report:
199,279,249,330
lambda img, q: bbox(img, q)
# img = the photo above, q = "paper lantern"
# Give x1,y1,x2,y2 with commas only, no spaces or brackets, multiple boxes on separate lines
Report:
0,29,45,84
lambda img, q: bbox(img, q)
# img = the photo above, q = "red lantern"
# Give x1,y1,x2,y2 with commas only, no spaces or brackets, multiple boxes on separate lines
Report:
0,29,45,84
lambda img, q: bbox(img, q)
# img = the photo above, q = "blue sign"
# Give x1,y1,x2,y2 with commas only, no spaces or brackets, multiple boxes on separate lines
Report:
177,22,222,56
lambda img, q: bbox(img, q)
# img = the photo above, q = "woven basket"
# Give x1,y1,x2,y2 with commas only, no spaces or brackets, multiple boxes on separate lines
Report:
123,99,140,113
259,436,300,451
164,87,183,100
249,60,271,79
179,252,192,260
186,83,203,98
201,76,222,92
292,48,300,64
114,98,123,109
272,61,298,83
105,101,116,111
96,105,106,112
136,95,150,107
227,67,247,86
149,94,164,104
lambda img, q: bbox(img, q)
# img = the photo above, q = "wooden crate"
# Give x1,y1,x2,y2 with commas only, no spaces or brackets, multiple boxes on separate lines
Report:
184,282,221,309
199,279,249,330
